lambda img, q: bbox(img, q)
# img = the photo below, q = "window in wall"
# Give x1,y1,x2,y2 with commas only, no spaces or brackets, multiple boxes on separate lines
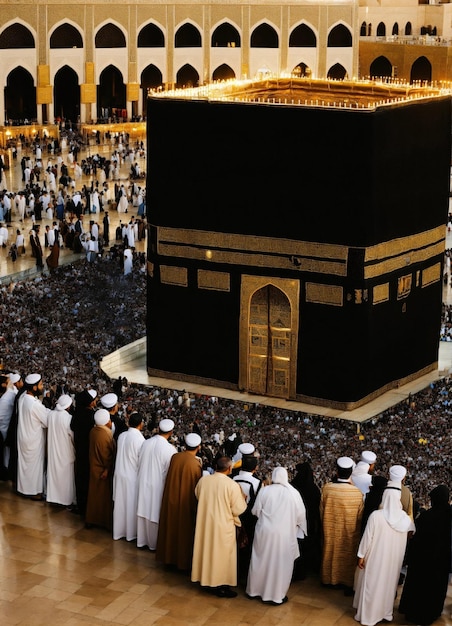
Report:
327,24,352,47
211,23,241,47
289,24,316,47
250,24,279,48
376,22,386,37
0,24,34,48
50,24,83,48
175,24,201,47
212,64,235,80
95,24,126,48
138,24,165,47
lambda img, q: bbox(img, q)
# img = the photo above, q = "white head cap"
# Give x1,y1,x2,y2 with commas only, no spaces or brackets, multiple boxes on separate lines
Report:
56,394,72,411
94,408,111,426
337,456,355,470
159,418,174,433
238,442,255,456
100,393,118,409
88,389,97,399
9,373,21,384
25,373,41,385
185,433,201,448
361,450,377,465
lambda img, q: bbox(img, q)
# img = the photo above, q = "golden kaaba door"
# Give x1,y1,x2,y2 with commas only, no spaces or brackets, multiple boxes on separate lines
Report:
248,285,291,398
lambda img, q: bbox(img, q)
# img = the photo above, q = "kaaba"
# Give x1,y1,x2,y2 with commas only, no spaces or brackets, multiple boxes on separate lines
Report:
145,78,452,410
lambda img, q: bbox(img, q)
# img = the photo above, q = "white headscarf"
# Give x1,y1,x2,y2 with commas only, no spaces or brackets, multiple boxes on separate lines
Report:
272,467,308,537
272,466,290,485
381,488,415,533
352,461,370,476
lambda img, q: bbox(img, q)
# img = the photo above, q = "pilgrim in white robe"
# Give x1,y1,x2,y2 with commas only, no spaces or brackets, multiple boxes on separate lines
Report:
91,190,100,213
0,386,17,466
46,405,76,506
126,223,135,248
351,461,372,496
113,426,145,541
17,393,49,496
246,467,307,604
353,489,415,626
136,434,177,549
117,194,128,213
123,249,133,275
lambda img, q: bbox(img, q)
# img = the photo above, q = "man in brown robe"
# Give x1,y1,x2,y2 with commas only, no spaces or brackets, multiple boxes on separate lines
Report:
85,408,116,531
155,433,203,572
320,456,364,596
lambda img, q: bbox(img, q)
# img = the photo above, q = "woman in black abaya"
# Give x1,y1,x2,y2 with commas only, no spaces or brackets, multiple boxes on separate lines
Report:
398,484,451,626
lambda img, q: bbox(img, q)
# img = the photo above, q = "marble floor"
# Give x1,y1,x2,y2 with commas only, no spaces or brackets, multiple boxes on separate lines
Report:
1,140,452,625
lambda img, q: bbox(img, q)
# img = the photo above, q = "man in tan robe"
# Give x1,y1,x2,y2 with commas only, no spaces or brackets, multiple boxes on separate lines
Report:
320,456,364,595
156,432,203,572
191,456,246,597
85,408,116,531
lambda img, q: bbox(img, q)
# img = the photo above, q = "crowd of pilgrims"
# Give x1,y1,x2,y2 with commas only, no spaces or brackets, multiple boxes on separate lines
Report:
0,234,450,623
0,130,146,264
0,255,450,506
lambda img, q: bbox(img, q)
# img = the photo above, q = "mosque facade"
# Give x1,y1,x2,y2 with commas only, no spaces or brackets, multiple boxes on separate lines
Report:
2,0,452,127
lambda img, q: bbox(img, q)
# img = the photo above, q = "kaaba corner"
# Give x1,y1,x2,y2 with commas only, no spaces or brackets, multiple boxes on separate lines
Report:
145,77,452,411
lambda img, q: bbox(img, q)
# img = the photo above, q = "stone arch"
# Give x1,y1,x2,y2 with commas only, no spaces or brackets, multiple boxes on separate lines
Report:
0,23,35,48
97,65,126,118
5,66,36,121
212,63,235,81
327,62,347,79
175,64,199,88
289,23,316,47
175,23,202,47
292,62,311,78
141,64,163,114
95,23,126,48
53,65,80,122
250,23,279,48
376,22,386,37
327,24,352,47
370,56,392,79
50,23,83,48
211,22,241,48
138,23,165,47
410,56,432,84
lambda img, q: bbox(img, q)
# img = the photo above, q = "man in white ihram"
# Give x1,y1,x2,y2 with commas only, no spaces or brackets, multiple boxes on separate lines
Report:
136,418,177,550
46,394,76,507
113,412,145,541
17,373,50,500
352,451,377,496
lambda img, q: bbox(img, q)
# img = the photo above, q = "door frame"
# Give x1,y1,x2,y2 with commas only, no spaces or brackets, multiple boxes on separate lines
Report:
239,275,300,399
